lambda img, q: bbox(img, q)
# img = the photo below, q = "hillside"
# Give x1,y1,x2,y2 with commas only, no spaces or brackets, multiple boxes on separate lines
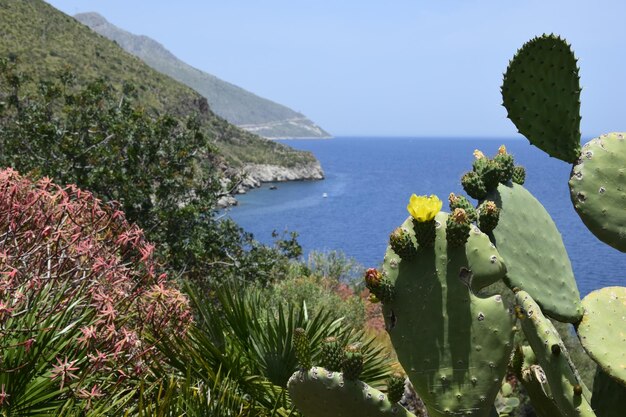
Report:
0,0,323,181
74,12,331,139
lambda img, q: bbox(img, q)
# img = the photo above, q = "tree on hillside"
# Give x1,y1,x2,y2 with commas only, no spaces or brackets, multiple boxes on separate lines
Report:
0,58,294,288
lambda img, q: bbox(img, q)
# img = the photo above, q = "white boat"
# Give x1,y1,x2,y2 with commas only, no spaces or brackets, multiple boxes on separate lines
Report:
322,193,328,198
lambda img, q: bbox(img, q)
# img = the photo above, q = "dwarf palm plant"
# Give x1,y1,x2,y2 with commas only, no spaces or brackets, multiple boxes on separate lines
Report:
149,282,395,416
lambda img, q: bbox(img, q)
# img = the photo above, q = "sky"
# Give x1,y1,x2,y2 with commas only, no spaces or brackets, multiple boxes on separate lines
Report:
45,0,626,138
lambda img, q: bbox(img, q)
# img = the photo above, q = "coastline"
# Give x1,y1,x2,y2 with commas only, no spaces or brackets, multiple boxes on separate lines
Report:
217,160,325,208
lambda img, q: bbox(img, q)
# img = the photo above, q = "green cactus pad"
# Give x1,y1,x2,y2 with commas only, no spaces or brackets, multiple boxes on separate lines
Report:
486,183,583,322
569,133,626,252
513,345,563,417
577,286,626,385
516,291,595,417
381,212,513,417
591,367,626,417
502,34,581,163
288,367,416,417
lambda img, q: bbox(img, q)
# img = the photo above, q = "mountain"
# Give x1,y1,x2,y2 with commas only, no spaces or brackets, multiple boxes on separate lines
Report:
0,0,323,191
74,12,331,140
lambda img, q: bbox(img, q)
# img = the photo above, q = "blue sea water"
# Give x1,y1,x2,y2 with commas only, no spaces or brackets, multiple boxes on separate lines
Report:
225,137,624,297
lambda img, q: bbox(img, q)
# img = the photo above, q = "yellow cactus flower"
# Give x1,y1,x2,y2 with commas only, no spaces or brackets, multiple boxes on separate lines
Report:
498,145,507,155
473,149,486,159
407,194,442,222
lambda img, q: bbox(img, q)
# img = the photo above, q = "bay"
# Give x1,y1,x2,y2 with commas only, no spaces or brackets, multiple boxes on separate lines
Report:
225,137,624,296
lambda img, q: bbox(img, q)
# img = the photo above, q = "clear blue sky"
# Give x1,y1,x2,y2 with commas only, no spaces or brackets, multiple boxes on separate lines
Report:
45,0,625,138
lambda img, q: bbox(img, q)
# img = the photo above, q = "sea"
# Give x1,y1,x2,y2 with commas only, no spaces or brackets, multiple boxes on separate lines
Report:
225,137,624,297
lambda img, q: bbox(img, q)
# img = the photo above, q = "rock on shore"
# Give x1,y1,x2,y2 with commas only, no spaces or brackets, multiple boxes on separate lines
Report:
217,161,324,208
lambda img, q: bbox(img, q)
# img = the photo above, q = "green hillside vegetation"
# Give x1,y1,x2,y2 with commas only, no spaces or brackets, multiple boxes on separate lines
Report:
74,12,331,139
0,0,318,168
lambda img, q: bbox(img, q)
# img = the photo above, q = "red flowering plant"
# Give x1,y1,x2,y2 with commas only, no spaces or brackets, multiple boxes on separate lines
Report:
0,169,191,413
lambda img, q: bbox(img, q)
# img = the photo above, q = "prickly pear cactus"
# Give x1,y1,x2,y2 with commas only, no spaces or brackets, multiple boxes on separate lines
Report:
485,183,583,322
381,211,515,417
386,373,406,404
501,34,582,163
511,166,526,185
287,367,416,417
590,367,626,417
515,290,595,417
512,345,563,417
569,133,626,252
320,336,344,372
576,286,626,385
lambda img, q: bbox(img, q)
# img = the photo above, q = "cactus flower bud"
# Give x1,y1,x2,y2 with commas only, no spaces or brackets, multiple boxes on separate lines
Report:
446,208,471,247
389,227,416,261
452,208,468,223
473,149,486,159
364,268,394,304
364,268,382,288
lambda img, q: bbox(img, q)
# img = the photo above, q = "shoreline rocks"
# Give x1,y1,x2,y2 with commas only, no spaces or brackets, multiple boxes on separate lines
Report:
217,161,324,208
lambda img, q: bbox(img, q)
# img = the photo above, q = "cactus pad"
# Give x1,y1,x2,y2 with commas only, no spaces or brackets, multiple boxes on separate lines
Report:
288,367,416,417
569,133,626,252
591,367,626,417
577,286,626,385
381,212,514,417
501,34,581,163
486,183,583,322
513,345,563,417
515,291,595,417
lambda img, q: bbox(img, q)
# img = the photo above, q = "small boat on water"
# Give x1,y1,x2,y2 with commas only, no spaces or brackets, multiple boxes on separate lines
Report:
322,193,328,198
269,185,278,190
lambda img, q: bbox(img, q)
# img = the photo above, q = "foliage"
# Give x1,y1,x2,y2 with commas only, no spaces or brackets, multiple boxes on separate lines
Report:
304,250,365,284
0,0,319,168
0,169,189,415
147,282,393,416
267,275,366,331
0,62,298,287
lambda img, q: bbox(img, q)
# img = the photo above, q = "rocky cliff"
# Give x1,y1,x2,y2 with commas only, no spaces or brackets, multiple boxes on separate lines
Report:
218,161,324,207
